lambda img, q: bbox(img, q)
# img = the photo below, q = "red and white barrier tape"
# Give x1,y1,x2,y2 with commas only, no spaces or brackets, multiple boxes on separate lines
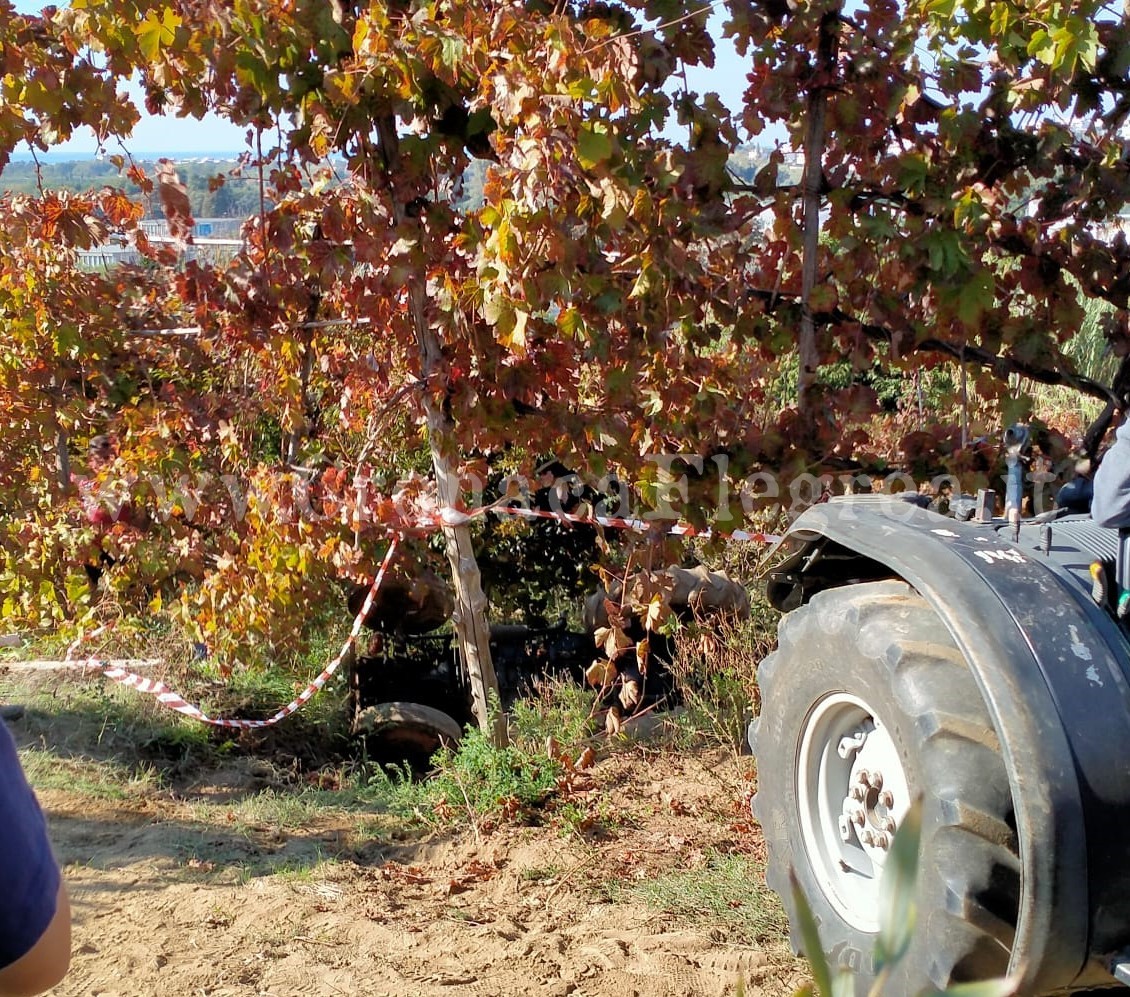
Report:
66,538,398,730
65,495,780,728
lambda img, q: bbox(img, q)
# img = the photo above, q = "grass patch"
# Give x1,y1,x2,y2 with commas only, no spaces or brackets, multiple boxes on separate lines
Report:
5,677,220,780
18,746,162,799
627,851,789,945
422,722,562,824
184,780,408,833
519,864,563,882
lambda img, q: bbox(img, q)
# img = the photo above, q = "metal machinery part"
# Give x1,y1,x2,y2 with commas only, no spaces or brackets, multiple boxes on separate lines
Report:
757,494,1130,993
796,693,910,932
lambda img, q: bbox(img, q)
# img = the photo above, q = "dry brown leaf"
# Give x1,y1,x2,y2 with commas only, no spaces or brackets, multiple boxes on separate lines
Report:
603,598,627,629
576,746,596,770
605,707,622,736
645,596,671,632
603,627,633,659
619,679,641,711
585,659,616,687
635,637,650,671
156,158,194,244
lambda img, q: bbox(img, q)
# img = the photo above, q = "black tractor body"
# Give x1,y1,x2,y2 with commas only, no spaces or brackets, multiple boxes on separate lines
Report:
349,620,595,767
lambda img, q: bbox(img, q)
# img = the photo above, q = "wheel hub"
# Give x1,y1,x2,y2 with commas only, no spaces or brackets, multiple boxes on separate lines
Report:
796,693,913,932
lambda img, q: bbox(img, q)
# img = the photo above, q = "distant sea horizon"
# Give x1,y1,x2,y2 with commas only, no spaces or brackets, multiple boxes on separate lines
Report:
9,149,246,163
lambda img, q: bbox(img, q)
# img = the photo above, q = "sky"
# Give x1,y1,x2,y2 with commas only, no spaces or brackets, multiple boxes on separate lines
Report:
11,0,756,158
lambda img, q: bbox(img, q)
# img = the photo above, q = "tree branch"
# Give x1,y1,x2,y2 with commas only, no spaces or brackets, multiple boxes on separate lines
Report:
745,285,1122,405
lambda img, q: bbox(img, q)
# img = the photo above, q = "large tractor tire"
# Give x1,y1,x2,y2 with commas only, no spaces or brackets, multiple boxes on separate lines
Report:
750,580,1021,994
353,701,463,773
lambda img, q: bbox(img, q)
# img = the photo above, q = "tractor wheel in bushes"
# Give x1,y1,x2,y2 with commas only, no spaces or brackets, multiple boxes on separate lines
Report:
749,580,1021,994
354,701,463,772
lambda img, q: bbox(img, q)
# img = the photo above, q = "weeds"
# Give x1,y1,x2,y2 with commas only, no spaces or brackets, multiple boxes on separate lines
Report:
628,851,789,945
665,591,778,753
509,674,600,752
519,864,562,882
421,721,562,826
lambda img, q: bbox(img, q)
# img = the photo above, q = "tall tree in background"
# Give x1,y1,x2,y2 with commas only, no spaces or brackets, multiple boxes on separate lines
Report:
730,0,1130,446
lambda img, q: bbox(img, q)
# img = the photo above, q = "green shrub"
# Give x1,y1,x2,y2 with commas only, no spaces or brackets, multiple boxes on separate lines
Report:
509,675,600,753
423,721,562,824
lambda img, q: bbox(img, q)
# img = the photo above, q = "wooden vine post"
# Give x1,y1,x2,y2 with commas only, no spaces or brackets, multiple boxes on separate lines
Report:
798,3,842,417
373,118,506,746
411,282,507,746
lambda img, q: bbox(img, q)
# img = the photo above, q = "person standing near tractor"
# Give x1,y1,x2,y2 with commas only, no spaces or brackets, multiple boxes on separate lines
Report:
1092,415,1130,528
0,720,71,995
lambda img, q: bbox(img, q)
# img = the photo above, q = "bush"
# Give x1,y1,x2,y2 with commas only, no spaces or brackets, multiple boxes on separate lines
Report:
665,590,778,752
424,720,562,825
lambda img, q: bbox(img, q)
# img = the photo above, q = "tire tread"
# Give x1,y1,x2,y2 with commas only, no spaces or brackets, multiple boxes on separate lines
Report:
753,581,1020,993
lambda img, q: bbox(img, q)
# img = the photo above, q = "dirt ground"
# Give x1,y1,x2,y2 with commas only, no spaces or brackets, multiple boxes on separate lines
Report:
18,715,807,997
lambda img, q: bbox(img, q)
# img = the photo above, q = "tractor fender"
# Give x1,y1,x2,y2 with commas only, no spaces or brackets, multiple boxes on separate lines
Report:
763,495,1130,992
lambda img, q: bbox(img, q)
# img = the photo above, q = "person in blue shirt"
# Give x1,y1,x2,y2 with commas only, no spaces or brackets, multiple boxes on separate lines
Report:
0,720,71,996
1092,417,1130,528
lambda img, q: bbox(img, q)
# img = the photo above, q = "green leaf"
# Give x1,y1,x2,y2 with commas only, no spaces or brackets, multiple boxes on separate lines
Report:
1052,17,1099,73
898,152,929,196
790,870,834,997
957,270,996,326
925,0,957,18
65,573,90,606
874,798,922,972
565,78,597,100
558,306,584,339
577,124,613,169
439,34,466,71
1025,28,1056,66
988,3,1010,37
953,189,986,232
923,229,968,276
135,7,181,62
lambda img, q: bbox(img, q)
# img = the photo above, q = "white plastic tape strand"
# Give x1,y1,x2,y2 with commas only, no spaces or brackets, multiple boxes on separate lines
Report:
86,537,399,729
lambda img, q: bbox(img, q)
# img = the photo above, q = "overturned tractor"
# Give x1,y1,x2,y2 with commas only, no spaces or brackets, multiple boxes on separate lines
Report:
346,560,750,769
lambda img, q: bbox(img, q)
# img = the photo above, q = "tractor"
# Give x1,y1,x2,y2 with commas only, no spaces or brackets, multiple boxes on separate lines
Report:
749,478,1130,993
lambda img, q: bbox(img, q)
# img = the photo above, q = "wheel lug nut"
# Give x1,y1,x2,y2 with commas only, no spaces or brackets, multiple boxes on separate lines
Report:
882,816,896,833
852,810,866,827
878,790,894,808
868,771,883,790
861,829,875,846
850,785,865,801
875,832,889,849
856,769,870,785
